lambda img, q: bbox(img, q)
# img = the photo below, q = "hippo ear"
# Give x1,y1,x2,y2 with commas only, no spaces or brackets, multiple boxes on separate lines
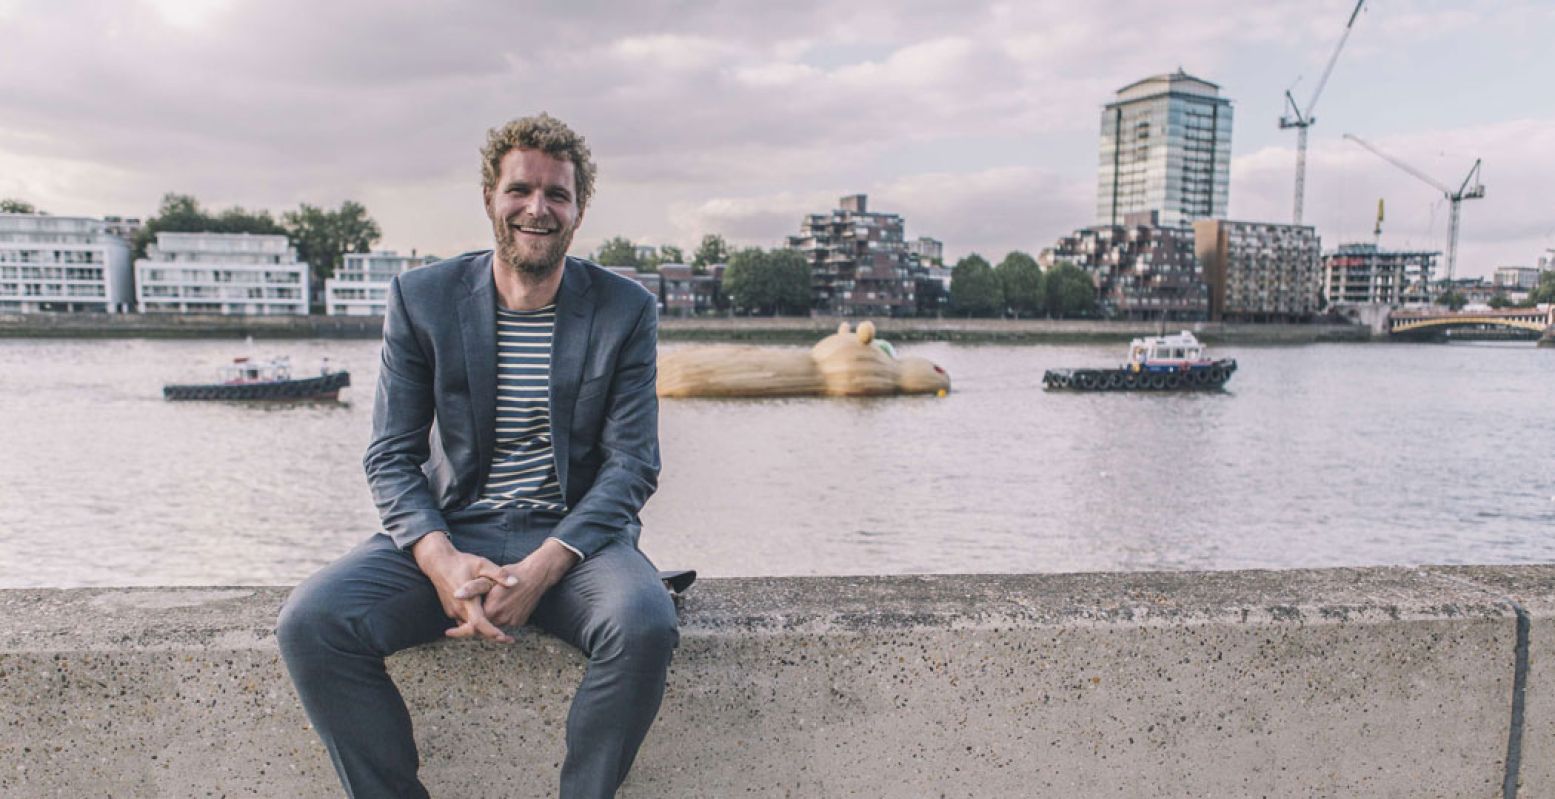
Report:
837,321,851,335
856,320,875,344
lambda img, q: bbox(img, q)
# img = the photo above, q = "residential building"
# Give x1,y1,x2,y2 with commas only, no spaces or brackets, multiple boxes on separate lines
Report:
1322,244,1438,306
908,236,943,265
101,215,143,244
324,250,434,316
1435,277,1498,306
1194,219,1322,322
1041,211,1208,320
656,263,722,317
788,194,916,317
605,266,662,301
1494,266,1539,292
1098,69,1233,229
914,264,952,317
0,212,133,313
135,232,308,315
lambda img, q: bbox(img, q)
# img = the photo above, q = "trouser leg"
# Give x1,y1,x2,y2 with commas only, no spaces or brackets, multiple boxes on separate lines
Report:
530,542,680,799
276,533,451,799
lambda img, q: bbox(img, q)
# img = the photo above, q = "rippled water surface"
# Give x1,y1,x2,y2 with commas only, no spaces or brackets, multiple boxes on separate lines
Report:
0,336,1550,587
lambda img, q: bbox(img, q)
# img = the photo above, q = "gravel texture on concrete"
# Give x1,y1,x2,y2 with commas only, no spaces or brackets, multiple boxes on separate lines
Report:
0,566,1539,797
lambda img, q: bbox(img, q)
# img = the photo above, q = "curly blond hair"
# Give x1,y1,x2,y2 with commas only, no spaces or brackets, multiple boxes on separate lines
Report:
479,113,597,210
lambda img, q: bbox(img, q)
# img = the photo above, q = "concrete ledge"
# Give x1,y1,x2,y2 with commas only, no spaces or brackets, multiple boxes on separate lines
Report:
0,311,1371,344
0,566,1541,797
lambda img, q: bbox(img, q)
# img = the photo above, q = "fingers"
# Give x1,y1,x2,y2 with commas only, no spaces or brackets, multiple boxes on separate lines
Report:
443,600,513,644
452,560,518,600
477,562,519,588
453,576,494,601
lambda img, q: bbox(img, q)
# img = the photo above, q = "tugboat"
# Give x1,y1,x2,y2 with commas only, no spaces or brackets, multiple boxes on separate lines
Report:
163,356,350,401
1043,331,1235,392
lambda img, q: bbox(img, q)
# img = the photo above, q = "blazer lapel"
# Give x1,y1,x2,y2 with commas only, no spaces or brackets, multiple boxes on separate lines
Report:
459,253,498,478
549,257,595,498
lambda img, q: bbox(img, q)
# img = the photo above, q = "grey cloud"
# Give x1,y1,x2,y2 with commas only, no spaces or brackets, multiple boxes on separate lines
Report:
1,0,1547,273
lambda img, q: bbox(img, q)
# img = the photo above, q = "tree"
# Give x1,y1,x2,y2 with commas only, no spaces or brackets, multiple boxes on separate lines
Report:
996,251,1044,318
657,245,685,265
1488,291,1511,309
1527,271,1555,306
723,247,811,315
594,236,641,268
282,200,382,293
640,244,686,272
214,206,285,236
133,192,318,260
949,254,1002,317
691,234,730,274
1435,290,1467,311
0,198,38,214
1045,263,1097,318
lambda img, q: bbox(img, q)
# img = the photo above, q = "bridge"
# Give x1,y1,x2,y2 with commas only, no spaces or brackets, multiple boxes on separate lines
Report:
1388,305,1554,337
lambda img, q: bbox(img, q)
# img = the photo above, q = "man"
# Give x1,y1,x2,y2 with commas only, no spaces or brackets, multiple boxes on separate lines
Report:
277,113,678,799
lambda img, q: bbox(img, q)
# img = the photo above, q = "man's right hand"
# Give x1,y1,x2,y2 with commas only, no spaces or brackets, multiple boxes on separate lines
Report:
411,531,518,643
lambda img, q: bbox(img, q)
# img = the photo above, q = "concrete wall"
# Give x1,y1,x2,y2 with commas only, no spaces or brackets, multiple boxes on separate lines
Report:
1,566,1546,797
0,311,1371,343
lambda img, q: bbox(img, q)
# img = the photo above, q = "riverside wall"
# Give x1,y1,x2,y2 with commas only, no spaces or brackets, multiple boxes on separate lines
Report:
0,311,1371,344
2,565,1549,797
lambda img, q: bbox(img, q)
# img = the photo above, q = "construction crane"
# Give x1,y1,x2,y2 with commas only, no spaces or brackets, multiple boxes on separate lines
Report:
1343,133,1484,285
1281,0,1366,225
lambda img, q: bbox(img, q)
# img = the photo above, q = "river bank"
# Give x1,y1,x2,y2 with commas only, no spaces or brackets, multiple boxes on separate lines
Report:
0,312,1371,344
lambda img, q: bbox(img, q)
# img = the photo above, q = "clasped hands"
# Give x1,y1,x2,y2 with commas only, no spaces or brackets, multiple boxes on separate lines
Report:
412,532,580,643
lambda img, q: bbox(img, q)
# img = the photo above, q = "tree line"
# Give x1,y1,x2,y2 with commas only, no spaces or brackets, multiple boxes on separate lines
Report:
947,252,1097,319
593,233,731,273
588,234,1101,318
132,193,382,294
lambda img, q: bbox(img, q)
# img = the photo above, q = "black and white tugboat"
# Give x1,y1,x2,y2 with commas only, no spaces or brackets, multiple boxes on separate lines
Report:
163,356,350,401
1043,331,1235,392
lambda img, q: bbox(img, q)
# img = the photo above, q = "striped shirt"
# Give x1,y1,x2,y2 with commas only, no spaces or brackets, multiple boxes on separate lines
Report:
469,305,567,512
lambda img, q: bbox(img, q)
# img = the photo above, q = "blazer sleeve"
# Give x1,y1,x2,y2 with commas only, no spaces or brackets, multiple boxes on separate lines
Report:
362,275,450,549
550,293,661,557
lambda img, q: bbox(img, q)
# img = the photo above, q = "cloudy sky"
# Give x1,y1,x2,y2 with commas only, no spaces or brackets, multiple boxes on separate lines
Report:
1,0,1551,277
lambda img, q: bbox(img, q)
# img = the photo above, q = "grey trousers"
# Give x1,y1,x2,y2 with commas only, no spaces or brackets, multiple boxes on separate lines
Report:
276,508,679,799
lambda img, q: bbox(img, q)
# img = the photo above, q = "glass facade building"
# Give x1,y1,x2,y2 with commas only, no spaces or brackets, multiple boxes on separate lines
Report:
1098,70,1233,230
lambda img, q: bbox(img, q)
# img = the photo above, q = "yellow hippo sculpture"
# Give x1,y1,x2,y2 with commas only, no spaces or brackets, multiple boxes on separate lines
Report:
657,321,951,398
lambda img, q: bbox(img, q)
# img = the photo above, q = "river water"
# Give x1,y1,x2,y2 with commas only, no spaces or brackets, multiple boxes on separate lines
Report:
0,337,1550,588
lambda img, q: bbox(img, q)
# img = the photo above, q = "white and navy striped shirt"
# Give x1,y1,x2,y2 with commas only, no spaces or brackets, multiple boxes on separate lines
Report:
470,305,567,513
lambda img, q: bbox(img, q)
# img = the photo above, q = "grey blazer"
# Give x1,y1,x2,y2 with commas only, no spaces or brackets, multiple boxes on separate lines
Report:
363,251,660,557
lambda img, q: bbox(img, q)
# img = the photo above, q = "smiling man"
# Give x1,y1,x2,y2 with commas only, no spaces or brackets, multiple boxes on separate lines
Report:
277,114,676,799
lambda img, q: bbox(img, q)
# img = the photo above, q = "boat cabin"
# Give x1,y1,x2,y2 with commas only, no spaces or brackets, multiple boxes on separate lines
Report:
221,356,292,385
1127,331,1207,366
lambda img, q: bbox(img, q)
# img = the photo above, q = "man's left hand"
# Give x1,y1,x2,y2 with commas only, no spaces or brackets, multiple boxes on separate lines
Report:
467,539,580,628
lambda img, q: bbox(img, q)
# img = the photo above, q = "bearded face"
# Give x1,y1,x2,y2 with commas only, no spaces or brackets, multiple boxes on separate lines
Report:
489,204,578,278
485,147,583,279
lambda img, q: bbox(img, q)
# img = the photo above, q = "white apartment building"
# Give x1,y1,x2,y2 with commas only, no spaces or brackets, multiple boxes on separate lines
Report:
1493,266,1540,292
135,232,308,315
324,251,434,316
0,213,133,313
